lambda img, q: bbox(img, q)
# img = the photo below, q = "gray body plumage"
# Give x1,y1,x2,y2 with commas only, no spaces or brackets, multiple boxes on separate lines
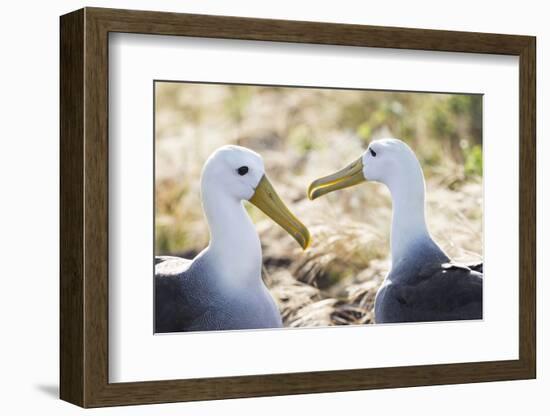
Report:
154,254,283,333
374,241,483,323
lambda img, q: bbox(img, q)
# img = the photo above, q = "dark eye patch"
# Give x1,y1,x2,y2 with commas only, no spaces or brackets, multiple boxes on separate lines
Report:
237,166,249,176
369,148,377,157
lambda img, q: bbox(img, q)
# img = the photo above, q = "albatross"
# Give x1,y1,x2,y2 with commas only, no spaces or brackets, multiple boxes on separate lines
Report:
307,138,482,323
155,145,310,332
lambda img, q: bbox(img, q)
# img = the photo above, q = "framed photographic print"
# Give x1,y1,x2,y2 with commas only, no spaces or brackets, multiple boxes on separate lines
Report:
60,7,536,408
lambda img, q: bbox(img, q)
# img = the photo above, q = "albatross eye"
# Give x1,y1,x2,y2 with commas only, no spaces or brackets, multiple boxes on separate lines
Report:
237,166,249,176
369,148,377,157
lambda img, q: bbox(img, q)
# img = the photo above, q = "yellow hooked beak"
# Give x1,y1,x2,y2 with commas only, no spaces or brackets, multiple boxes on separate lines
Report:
249,175,311,250
307,157,365,200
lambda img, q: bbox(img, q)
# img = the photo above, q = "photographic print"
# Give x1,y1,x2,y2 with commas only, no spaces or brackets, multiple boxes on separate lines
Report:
154,81,483,333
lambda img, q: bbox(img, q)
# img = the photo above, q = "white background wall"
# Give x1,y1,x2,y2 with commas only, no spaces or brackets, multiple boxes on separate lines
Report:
0,0,546,414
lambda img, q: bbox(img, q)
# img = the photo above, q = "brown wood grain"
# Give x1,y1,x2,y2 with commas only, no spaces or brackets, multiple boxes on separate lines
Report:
59,7,537,408
518,38,537,376
59,8,85,406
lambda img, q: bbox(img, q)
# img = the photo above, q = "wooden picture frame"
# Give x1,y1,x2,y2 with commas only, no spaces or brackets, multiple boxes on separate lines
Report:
60,7,536,408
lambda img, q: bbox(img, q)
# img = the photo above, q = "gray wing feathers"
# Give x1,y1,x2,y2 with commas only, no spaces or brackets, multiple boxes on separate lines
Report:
375,263,482,323
154,255,283,333
154,256,197,333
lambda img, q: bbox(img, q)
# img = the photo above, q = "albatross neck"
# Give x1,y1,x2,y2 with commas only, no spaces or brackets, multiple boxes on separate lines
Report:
201,187,262,283
387,172,447,266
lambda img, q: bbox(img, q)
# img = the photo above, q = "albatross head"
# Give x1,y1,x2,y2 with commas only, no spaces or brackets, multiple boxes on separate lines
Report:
201,145,311,249
307,138,424,199
308,139,443,264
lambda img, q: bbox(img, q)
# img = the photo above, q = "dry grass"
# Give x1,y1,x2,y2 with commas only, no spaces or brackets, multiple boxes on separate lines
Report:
155,82,483,327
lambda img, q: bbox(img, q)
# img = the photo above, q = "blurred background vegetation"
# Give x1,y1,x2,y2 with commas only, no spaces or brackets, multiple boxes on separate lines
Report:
155,82,483,327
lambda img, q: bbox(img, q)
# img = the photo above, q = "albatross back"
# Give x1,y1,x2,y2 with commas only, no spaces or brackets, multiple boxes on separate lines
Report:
374,262,483,324
154,255,283,333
